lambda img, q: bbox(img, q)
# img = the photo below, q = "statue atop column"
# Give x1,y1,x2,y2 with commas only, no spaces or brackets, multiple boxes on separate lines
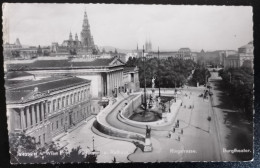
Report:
145,125,151,138
152,76,156,89
144,125,153,152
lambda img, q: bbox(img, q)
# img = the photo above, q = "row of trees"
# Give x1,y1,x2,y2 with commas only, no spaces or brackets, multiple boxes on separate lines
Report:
218,67,253,119
9,132,97,164
125,57,196,88
190,67,211,86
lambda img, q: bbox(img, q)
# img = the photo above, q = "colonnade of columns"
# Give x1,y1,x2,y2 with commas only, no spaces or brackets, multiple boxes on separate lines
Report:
18,85,90,131
226,59,239,68
20,101,48,130
106,70,123,96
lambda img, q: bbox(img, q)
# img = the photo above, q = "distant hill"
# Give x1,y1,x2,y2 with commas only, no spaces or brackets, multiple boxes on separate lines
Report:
98,46,131,54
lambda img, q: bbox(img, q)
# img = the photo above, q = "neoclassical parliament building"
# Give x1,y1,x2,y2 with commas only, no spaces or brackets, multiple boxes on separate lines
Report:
5,10,140,146
6,76,91,145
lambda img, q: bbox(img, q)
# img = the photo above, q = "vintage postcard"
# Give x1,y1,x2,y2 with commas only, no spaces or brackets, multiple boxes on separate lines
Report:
2,3,253,163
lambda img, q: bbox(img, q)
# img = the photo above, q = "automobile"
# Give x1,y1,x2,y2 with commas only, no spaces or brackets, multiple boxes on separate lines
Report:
209,92,213,96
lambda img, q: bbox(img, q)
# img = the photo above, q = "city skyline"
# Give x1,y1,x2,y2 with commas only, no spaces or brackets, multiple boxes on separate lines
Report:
3,3,253,51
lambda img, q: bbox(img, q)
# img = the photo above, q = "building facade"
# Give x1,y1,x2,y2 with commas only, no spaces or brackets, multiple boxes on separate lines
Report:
223,41,254,69
123,67,140,93
176,48,192,60
7,56,128,114
238,41,254,68
6,76,91,146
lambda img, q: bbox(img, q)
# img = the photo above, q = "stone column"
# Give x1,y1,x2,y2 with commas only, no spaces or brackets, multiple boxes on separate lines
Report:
117,71,119,89
55,98,57,111
26,106,31,128
20,108,26,130
121,71,123,89
41,102,45,121
45,101,48,116
31,105,36,126
107,73,110,96
49,100,53,114
36,103,40,124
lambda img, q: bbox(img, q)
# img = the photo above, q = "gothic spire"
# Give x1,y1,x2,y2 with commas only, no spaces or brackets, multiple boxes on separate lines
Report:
69,31,73,41
82,10,90,29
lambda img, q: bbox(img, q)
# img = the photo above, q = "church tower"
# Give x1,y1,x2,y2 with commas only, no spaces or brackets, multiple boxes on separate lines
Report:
81,10,95,53
75,33,78,41
69,31,73,41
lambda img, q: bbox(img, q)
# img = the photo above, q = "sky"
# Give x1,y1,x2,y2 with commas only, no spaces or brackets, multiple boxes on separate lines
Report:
3,3,253,51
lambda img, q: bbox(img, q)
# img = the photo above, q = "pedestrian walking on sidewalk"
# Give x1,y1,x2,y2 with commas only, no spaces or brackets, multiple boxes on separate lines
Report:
173,127,175,133
181,129,183,134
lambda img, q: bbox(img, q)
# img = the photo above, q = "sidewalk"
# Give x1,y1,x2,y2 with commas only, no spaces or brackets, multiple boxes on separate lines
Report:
57,117,136,163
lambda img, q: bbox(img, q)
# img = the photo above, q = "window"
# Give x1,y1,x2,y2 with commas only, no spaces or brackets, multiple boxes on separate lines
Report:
56,120,58,129
62,97,65,108
66,96,69,106
43,133,45,144
70,94,73,104
53,100,56,111
81,91,83,100
38,135,41,145
57,98,61,109
74,93,77,103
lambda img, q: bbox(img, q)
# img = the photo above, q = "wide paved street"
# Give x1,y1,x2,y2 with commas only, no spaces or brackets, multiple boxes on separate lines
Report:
209,72,253,161
56,72,253,162
57,118,136,163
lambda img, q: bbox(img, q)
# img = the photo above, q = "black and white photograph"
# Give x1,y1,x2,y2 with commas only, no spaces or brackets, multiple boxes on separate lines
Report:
2,3,254,163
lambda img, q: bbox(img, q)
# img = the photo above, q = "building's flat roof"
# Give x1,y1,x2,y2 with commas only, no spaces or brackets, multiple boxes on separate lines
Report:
6,76,90,103
7,57,124,70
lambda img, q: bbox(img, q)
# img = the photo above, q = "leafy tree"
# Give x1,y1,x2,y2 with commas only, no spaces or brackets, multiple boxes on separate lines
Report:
191,67,211,86
9,132,98,164
218,68,253,119
125,57,196,88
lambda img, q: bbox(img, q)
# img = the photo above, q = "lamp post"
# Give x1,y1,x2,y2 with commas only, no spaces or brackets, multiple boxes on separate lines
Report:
158,47,161,97
143,45,147,112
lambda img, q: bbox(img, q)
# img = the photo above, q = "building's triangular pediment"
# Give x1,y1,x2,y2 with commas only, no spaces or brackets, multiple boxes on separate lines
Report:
109,57,125,66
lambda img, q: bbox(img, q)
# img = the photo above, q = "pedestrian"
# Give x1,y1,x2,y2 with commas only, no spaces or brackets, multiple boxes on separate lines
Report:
178,135,180,141
177,120,179,124
173,127,175,133
181,129,183,134
168,131,171,138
